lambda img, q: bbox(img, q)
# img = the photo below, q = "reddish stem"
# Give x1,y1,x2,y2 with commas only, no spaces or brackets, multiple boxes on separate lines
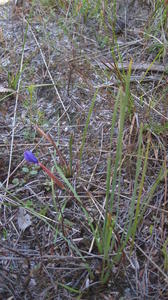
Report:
38,162,65,190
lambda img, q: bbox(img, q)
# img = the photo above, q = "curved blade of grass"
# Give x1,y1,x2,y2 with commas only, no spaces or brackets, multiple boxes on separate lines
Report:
57,282,80,294
140,47,164,83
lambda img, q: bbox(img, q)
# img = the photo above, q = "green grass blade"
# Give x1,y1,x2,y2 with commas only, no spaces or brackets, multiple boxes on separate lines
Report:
101,61,132,272
121,123,143,245
131,132,151,243
57,282,80,294
109,60,132,213
79,89,98,163
69,133,73,176
140,47,164,83
139,165,167,224
105,89,120,212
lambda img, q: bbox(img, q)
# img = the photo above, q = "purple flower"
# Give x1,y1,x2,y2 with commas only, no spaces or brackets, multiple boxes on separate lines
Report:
23,150,65,190
24,151,38,164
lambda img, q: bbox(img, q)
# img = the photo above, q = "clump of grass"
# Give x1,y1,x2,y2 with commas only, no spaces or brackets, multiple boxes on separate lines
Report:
17,57,166,292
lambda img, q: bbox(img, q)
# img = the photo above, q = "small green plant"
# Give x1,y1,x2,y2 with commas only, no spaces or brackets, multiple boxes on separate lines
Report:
145,121,168,135
2,228,7,240
8,70,20,90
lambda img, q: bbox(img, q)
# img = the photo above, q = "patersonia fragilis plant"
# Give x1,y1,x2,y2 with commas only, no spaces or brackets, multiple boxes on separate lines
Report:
24,150,38,164
24,150,65,190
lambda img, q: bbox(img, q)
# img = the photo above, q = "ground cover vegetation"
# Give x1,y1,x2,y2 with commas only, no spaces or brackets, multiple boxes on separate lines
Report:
0,0,168,298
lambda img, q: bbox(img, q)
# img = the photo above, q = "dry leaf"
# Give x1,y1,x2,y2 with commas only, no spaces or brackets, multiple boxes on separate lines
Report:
18,207,32,231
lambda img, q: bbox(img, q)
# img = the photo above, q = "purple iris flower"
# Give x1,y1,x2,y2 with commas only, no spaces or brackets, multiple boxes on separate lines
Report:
24,151,39,164
24,150,65,189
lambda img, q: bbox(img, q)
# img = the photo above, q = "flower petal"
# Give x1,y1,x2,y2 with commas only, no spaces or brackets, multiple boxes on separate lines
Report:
24,151,38,164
